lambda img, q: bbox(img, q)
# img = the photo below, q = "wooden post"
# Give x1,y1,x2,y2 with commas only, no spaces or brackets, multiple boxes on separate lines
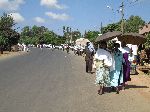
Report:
121,0,124,34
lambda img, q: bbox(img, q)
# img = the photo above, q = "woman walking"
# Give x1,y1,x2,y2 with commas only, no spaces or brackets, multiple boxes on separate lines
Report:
94,41,112,95
110,43,123,94
120,41,131,90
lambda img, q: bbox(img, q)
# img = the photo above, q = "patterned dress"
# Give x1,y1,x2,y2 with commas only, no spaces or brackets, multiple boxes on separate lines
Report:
95,48,112,87
95,60,110,86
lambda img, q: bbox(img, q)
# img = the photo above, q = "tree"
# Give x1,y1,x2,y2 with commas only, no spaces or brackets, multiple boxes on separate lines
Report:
144,33,150,49
101,15,145,34
20,25,63,45
62,26,73,43
20,25,49,45
21,26,31,37
101,22,121,34
124,15,145,33
72,31,81,43
85,31,100,42
0,35,7,54
0,13,15,31
0,13,19,51
43,31,53,44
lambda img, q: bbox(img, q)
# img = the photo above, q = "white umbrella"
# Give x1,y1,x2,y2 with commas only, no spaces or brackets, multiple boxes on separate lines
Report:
75,38,90,47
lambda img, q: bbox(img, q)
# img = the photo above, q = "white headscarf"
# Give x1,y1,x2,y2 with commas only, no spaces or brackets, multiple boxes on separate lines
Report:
88,42,95,52
95,48,113,67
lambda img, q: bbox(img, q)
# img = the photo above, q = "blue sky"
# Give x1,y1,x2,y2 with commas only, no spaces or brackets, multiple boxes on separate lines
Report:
0,0,150,35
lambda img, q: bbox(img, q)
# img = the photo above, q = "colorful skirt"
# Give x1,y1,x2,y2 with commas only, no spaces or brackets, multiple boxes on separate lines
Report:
95,60,110,87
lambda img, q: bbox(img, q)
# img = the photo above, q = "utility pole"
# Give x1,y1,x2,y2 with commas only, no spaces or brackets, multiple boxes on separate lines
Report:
100,22,103,34
120,0,125,34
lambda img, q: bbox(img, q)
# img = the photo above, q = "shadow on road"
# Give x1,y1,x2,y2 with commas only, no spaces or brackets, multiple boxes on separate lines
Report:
125,85,149,89
103,85,149,94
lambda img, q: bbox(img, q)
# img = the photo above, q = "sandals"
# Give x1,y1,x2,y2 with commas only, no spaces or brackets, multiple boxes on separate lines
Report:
98,89,104,95
116,87,119,94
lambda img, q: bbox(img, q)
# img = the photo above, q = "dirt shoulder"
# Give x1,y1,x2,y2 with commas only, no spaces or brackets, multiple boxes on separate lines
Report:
128,69,150,100
0,51,27,61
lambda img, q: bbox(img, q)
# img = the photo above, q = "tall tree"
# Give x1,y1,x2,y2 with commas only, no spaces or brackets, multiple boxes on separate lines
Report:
43,31,53,44
101,15,145,34
101,22,121,34
72,31,81,43
0,13,19,52
124,15,145,33
0,35,7,54
21,26,31,37
85,31,100,42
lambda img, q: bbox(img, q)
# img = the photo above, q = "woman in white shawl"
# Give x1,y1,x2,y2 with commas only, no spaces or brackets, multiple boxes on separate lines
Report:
94,41,113,95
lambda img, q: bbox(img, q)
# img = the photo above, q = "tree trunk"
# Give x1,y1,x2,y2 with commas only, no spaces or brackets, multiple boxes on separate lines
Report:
8,44,11,52
0,45,3,54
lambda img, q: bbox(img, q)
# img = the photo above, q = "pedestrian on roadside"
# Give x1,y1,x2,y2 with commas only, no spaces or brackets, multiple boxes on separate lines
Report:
40,44,43,51
120,41,131,90
66,45,69,53
94,41,112,95
62,46,65,51
74,45,78,55
110,43,123,94
85,42,94,74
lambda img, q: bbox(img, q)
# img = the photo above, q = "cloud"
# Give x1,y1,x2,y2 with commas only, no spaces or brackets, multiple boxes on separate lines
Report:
40,0,67,9
0,0,25,11
34,17,45,23
45,12,70,21
9,12,25,23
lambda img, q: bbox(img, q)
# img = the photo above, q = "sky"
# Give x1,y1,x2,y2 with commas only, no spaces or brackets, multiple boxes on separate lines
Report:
0,0,150,35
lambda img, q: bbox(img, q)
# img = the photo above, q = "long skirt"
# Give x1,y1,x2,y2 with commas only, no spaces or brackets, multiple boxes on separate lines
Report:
95,61,110,87
110,70,123,87
123,53,131,82
86,59,93,72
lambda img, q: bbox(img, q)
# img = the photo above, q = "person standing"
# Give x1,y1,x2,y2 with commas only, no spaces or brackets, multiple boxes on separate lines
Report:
110,43,123,94
85,42,94,74
66,45,69,53
94,41,112,95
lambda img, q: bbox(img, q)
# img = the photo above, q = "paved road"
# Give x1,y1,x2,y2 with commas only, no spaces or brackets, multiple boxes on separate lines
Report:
0,48,150,112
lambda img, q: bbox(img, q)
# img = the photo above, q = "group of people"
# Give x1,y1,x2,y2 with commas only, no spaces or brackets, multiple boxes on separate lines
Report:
17,43,30,52
74,44,85,56
85,41,131,95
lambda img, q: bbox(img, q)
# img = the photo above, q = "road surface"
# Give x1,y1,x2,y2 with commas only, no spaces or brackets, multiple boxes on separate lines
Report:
0,48,150,112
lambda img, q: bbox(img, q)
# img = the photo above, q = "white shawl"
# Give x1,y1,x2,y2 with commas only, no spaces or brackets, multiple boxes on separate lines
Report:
95,48,113,67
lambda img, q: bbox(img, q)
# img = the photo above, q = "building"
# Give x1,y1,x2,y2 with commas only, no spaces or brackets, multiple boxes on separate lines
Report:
139,23,150,36
139,23,150,64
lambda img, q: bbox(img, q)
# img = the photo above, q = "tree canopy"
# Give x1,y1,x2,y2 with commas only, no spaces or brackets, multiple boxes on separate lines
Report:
124,15,145,33
20,25,65,45
85,31,100,42
0,13,19,52
102,15,145,34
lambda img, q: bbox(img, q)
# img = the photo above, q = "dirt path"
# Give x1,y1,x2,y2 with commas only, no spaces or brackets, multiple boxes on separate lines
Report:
71,53,150,112
129,70,150,100
0,51,27,61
